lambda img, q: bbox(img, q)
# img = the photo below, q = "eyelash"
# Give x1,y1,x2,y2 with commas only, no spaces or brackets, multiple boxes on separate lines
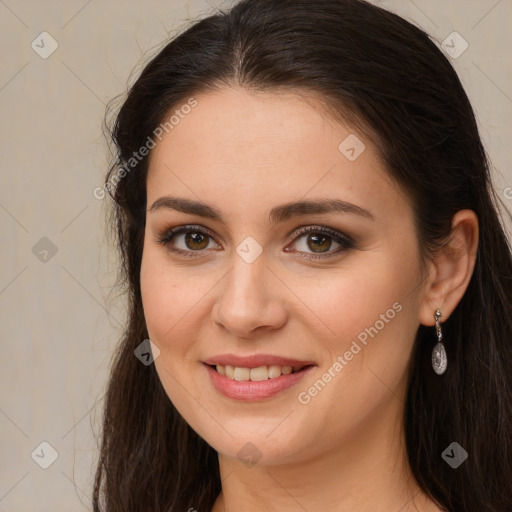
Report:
155,224,355,260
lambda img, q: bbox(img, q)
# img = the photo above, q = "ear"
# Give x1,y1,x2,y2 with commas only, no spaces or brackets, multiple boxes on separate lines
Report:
419,209,479,326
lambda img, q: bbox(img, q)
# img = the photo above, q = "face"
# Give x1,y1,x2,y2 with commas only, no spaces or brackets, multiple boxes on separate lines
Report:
140,86,428,466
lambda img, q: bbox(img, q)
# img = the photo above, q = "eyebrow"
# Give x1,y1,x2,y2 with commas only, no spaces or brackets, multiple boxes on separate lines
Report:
148,196,375,223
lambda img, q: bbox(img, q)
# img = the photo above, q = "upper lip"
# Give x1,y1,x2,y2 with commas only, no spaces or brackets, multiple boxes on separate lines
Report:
203,353,316,370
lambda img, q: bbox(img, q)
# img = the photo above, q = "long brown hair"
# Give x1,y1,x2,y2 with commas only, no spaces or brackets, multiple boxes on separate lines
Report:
94,1,512,510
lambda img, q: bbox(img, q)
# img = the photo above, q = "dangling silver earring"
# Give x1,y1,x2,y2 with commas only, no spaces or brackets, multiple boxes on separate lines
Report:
432,309,447,375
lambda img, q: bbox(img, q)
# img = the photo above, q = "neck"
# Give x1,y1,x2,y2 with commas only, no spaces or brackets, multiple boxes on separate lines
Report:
211,394,441,512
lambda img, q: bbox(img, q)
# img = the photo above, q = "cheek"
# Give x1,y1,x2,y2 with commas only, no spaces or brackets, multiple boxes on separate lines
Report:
140,247,189,350
291,263,420,448
140,245,219,368
141,242,189,326
297,243,422,397
139,248,204,409
297,254,417,349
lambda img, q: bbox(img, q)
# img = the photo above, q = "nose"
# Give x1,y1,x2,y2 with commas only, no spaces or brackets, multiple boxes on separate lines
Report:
212,252,288,338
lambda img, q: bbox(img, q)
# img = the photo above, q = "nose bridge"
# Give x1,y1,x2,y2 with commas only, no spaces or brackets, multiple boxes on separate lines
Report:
213,248,286,335
223,252,270,314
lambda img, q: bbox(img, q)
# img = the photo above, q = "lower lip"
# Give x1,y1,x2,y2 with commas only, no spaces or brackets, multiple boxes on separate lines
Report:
204,364,315,401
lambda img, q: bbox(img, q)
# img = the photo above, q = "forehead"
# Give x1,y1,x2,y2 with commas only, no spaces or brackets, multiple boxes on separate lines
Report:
145,86,408,225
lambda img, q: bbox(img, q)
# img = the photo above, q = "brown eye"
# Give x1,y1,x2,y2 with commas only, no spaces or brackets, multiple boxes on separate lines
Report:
288,226,354,260
156,225,221,256
306,233,332,253
184,232,210,250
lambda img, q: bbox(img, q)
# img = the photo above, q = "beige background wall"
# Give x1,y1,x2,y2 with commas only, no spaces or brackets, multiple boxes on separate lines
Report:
1,0,510,510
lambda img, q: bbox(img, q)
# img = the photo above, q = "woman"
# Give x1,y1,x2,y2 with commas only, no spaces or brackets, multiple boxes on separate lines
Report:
94,0,512,510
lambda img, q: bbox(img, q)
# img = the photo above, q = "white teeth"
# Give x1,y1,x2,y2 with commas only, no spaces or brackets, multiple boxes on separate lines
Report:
225,365,234,379
249,366,268,381
233,367,250,381
268,365,282,379
281,366,293,375
214,364,296,381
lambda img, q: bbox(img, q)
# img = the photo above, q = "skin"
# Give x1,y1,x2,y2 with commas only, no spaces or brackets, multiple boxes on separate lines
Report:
140,86,478,512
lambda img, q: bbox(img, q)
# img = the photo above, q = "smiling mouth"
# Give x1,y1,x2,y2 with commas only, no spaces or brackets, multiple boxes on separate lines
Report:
206,363,314,382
